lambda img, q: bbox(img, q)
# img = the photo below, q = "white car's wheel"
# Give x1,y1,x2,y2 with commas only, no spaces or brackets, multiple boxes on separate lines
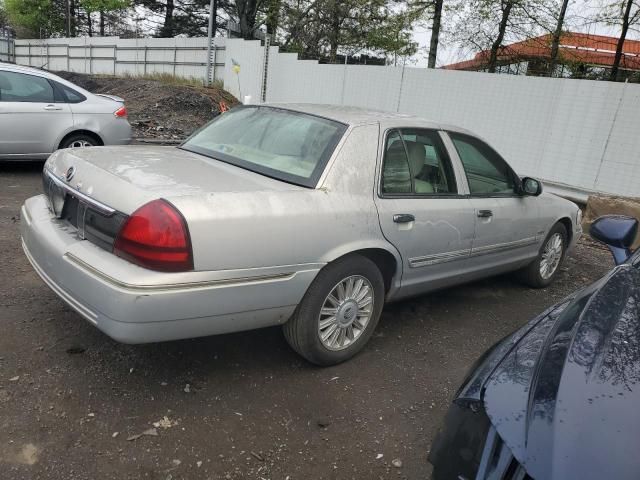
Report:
283,254,385,366
61,134,98,149
519,223,568,288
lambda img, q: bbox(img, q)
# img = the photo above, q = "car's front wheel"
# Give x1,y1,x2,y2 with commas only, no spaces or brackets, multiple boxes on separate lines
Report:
518,223,568,288
283,254,385,366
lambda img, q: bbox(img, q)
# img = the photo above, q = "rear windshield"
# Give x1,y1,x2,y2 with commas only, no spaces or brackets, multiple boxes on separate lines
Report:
181,106,347,187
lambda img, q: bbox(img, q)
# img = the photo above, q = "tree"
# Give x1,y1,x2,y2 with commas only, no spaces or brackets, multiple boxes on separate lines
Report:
0,1,9,30
81,0,129,35
548,0,570,75
4,0,66,37
408,0,445,68
264,0,281,35
279,0,415,63
367,8,419,64
234,0,261,39
452,0,554,73
599,0,640,81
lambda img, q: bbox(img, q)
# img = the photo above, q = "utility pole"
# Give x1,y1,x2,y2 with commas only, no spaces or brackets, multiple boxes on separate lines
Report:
67,0,71,37
205,0,218,86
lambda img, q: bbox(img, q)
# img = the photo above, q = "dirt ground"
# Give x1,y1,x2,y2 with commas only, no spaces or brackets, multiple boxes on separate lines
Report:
55,72,239,141
0,162,612,480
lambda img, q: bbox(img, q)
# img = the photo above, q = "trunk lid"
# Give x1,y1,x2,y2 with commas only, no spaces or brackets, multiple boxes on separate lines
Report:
45,145,301,215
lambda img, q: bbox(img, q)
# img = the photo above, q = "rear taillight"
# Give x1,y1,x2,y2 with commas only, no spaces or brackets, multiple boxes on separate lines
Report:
114,106,127,118
114,199,193,272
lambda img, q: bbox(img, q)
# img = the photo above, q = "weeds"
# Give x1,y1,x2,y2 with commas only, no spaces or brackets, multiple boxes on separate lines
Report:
114,72,223,89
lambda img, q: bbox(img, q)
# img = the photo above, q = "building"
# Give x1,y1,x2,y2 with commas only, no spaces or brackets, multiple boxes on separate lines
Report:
444,32,640,81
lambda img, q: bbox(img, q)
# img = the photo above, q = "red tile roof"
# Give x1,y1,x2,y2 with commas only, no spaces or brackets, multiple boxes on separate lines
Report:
443,32,640,71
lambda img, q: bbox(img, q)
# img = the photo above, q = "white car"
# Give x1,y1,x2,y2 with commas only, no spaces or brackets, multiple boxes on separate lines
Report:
0,63,131,160
21,104,581,365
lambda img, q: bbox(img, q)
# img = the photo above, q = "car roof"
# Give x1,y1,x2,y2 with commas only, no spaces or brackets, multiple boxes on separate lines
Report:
0,62,53,76
263,102,475,135
0,62,93,96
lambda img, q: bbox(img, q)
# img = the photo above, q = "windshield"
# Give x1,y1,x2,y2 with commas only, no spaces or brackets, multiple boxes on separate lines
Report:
181,106,347,187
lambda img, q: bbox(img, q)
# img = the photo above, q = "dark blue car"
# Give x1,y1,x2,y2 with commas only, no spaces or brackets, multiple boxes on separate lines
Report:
429,215,640,480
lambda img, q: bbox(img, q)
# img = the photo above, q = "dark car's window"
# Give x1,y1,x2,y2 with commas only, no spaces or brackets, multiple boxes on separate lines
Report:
381,129,457,195
54,81,87,103
181,106,347,188
449,132,516,195
0,71,55,103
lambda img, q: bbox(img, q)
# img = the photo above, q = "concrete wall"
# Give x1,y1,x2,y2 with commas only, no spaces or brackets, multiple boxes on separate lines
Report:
14,37,226,81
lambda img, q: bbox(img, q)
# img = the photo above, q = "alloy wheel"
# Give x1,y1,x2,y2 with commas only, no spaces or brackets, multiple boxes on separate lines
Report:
318,275,374,351
540,233,564,280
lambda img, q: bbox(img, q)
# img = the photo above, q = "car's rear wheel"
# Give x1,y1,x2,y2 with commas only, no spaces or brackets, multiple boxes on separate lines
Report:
518,223,568,288
60,134,98,149
283,254,385,366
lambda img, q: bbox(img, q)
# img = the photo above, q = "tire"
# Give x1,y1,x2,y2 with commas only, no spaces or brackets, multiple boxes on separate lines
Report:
283,254,385,366
518,223,568,288
60,134,99,149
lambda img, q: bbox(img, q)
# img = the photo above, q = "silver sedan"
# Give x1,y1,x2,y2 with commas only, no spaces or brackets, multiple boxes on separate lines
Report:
21,104,581,365
0,63,131,160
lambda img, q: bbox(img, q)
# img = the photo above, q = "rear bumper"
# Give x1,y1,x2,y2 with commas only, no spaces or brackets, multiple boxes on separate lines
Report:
21,195,318,343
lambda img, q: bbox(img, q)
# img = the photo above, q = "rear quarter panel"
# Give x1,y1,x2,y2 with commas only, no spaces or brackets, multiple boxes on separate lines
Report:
61,96,132,146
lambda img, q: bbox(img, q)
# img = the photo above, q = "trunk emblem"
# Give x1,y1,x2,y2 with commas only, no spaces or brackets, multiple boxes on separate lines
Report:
66,166,76,182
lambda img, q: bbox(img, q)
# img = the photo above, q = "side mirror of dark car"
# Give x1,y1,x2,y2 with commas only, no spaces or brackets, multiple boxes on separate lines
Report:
590,215,638,265
521,177,543,196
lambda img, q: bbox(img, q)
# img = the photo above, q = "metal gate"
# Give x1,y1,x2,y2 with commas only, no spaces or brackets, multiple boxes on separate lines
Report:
0,28,15,63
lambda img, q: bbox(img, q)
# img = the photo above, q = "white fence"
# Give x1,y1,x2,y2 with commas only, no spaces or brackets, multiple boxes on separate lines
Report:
0,35,13,62
10,36,640,198
14,37,226,81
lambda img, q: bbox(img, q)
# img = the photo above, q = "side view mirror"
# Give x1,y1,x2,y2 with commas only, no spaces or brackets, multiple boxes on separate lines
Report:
521,177,543,196
590,215,638,265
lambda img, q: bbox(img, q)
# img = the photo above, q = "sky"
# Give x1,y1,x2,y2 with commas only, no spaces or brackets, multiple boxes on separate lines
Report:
410,0,640,68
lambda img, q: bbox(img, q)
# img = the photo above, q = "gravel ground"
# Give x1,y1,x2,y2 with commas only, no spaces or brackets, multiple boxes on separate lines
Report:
0,162,613,480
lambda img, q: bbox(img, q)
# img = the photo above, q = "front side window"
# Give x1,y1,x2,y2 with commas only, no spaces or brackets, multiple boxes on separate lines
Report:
181,106,347,187
449,132,516,195
381,129,457,195
0,71,54,103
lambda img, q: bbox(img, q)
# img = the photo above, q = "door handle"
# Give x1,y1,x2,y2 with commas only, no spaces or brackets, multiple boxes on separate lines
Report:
477,210,493,218
44,105,62,111
393,214,415,223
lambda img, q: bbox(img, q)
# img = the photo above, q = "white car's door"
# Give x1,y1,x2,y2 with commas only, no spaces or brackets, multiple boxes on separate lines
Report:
374,128,476,297
445,131,542,266
0,70,73,158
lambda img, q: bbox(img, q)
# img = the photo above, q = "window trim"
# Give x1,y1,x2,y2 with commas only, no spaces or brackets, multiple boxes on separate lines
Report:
0,70,56,104
447,131,523,199
378,127,463,200
180,105,349,189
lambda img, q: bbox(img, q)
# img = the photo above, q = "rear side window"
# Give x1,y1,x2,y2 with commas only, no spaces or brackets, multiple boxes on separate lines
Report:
449,132,516,195
0,71,54,103
381,129,457,195
53,81,87,103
